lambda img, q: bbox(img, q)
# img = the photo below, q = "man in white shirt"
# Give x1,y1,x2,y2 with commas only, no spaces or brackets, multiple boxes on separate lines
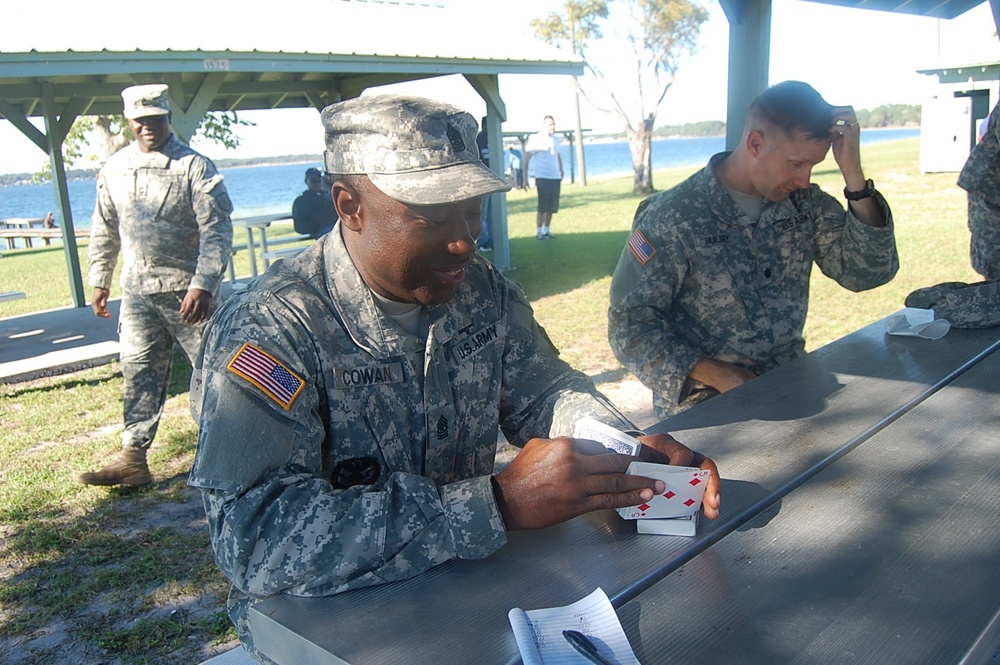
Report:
523,115,564,239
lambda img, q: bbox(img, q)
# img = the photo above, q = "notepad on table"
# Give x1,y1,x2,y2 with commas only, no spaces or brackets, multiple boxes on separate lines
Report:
508,587,640,665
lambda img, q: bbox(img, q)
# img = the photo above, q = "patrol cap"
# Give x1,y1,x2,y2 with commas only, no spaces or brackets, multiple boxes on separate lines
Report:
321,95,511,206
121,84,171,120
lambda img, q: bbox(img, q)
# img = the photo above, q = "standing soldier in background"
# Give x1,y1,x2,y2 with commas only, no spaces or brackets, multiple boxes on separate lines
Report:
79,83,234,487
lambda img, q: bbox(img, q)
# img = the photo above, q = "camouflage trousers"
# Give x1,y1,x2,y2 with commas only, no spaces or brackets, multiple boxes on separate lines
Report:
968,192,1000,281
118,291,211,450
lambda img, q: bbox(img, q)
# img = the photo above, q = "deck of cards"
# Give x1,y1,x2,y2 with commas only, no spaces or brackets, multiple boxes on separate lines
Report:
574,418,710,537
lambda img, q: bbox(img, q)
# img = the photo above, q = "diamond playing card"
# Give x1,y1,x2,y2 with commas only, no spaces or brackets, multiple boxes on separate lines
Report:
617,461,711,520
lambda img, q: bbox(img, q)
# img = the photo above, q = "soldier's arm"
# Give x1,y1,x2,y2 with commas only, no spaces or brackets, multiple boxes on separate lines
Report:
810,186,898,292
188,158,234,293
86,172,122,293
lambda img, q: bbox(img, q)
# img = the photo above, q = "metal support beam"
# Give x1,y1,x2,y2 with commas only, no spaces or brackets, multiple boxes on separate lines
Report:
40,84,85,308
721,0,771,151
465,74,512,271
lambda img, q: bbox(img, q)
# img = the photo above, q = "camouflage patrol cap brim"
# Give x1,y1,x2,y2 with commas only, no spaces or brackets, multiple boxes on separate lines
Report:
321,95,511,206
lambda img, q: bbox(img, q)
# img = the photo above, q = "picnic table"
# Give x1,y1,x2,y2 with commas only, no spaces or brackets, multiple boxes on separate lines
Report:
0,217,84,249
245,309,1000,664
230,214,310,282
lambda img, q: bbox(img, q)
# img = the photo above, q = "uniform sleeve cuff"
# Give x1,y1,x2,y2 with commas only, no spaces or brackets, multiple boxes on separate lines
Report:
440,475,508,560
190,274,220,293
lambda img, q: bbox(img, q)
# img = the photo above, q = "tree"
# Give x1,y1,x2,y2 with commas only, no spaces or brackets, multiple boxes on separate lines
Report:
532,0,708,194
34,111,254,182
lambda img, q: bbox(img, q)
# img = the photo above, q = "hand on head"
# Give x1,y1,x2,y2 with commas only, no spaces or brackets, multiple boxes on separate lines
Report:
828,105,864,182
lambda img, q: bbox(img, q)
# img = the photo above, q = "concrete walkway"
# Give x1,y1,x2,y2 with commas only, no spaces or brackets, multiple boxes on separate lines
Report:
0,285,239,384
0,301,122,383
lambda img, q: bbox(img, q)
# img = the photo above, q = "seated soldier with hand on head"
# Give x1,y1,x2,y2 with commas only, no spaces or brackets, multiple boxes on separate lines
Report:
610,80,898,418
188,94,721,660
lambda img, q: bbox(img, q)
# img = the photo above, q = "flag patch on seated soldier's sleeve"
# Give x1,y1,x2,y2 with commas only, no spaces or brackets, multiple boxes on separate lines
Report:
628,229,657,265
227,343,304,410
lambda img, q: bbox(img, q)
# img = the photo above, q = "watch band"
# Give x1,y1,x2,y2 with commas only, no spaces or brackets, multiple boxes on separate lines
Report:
844,178,875,201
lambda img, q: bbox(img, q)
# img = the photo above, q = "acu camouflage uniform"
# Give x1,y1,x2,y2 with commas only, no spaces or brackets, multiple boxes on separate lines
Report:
88,134,233,450
609,152,898,417
188,226,637,659
905,100,1000,330
958,99,1000,281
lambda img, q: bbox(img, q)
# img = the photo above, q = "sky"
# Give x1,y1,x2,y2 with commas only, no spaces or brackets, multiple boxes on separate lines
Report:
1,0,997,175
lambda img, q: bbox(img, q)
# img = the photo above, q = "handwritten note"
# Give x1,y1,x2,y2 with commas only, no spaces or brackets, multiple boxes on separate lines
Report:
508,587,640,665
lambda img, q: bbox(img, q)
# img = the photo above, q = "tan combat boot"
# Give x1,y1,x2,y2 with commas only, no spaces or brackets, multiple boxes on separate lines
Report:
78,448,152,486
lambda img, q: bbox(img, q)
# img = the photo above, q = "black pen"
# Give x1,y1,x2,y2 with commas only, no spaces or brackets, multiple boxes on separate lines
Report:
562,629,616,665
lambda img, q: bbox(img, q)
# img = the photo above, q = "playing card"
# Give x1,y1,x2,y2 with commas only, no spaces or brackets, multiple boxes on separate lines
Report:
617,461,711,520
573,417,642,456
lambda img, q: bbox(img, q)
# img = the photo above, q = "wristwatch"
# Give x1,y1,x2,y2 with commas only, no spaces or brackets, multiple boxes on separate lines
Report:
844,178,875,201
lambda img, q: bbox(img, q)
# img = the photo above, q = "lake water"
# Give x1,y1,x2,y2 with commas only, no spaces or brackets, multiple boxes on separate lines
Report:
1,128,919,231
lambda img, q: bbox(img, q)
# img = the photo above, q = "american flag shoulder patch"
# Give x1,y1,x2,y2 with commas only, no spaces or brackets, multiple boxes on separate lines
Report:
227,343,305,410
628,229,657,265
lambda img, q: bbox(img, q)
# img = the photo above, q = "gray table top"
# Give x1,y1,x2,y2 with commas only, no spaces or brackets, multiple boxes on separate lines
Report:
623,347,1000,665
248,312,1000,664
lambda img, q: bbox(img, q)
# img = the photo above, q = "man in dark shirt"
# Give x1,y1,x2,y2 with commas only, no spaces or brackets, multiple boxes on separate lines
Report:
292,167,337,239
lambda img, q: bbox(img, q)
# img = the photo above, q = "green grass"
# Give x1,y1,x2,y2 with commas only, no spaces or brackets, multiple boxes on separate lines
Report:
0,137,977,662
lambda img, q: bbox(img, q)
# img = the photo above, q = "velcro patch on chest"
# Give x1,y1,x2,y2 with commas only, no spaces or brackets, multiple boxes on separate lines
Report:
452,323,501,362
227,343,305,411
334,362,405,389
774,212,810,232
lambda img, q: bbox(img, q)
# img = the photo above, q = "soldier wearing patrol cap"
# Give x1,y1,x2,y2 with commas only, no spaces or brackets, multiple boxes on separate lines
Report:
188,94,720,659
80,83,233,487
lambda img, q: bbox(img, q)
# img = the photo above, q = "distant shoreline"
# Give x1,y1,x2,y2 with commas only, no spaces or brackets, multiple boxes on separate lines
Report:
0,129,920,188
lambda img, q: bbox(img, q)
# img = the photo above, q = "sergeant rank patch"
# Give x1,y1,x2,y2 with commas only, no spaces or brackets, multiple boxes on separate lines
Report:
628,229,657,265
228,343,305,410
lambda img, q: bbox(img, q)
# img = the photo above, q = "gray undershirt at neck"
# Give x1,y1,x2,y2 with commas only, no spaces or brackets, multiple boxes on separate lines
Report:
371,291,424,338
724,185,765,222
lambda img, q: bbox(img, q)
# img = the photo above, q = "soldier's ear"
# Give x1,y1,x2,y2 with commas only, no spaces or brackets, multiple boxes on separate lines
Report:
333,181,363,232
747,129,765,157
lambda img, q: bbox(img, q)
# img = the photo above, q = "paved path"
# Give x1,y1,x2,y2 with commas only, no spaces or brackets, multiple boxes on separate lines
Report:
0,301,122,383
0,285,239,384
